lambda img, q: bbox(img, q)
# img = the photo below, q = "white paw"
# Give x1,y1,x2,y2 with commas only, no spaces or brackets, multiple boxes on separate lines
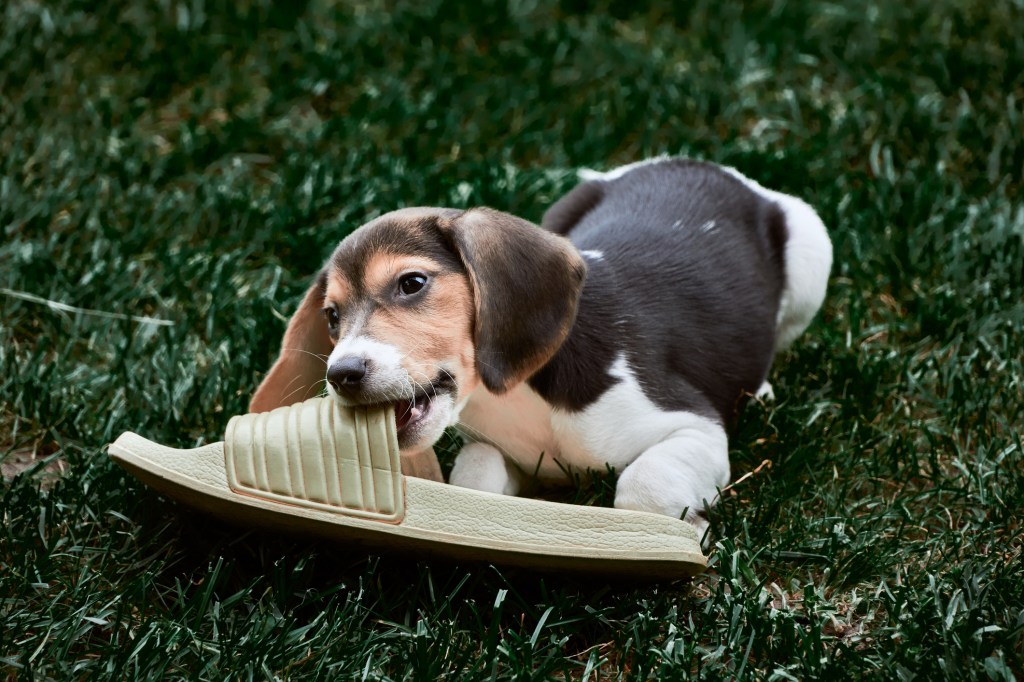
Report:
756,381,775,401
449,442,521,496
614,456,711,522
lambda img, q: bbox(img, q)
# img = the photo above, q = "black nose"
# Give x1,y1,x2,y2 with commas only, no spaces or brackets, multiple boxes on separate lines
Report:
327,356,368,392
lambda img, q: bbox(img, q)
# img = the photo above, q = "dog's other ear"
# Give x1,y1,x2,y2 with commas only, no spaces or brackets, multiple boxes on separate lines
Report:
442,208,587,393
541,179,604,236
249,271,332,413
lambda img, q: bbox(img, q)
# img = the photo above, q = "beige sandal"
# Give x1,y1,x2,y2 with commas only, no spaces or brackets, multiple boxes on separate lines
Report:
108,397,706,579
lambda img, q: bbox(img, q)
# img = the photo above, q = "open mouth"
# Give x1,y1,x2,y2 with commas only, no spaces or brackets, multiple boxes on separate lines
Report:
388,374,456,438
393,393,432,434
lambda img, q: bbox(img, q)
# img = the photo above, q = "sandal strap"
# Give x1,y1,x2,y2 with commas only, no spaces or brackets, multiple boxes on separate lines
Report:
224,398,404,522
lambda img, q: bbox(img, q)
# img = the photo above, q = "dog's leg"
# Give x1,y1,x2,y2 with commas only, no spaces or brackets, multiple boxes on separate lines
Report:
449,442,523,495
613,420,730,535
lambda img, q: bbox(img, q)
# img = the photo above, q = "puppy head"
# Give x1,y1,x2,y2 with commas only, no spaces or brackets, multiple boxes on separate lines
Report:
249,207,587,450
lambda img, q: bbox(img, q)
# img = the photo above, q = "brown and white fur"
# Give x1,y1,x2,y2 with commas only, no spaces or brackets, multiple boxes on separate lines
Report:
250,158,832,533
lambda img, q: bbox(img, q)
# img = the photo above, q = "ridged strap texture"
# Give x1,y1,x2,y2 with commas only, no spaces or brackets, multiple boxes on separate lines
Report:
225,398,404,522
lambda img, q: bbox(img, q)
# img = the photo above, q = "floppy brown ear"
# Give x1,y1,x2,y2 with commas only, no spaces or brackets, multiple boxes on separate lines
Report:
441,208,587,393
249,272,333,413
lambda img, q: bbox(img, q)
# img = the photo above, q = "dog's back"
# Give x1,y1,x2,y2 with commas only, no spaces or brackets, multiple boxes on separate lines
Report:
541,159,790,422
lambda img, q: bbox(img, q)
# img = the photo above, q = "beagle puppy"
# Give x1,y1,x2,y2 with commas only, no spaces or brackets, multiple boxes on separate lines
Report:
250,158,832,532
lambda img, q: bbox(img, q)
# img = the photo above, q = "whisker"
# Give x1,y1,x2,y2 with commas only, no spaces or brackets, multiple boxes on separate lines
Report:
281,347,330,365
453,421,491,444
280,378,328,404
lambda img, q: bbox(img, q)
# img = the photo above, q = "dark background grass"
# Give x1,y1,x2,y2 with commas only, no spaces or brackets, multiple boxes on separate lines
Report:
2,0,1022,678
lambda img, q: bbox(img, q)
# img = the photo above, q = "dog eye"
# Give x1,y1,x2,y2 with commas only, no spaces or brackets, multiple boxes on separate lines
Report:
398,273,427,296
323,307,340,330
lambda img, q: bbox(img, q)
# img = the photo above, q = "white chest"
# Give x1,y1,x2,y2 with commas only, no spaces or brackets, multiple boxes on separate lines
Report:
457,382,568,478
456,354,700,480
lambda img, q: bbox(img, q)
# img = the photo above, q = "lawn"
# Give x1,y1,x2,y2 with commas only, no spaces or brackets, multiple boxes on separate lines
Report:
2,0,1022,679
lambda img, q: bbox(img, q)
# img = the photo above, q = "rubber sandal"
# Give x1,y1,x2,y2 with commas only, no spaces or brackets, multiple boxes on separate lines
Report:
108,397,706,579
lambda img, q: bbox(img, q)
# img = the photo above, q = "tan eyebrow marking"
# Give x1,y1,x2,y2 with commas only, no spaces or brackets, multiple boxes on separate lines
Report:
362,254,445,294
325,270,352,307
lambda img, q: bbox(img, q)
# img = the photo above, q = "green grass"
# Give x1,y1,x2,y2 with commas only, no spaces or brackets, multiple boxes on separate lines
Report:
2,0,1022,678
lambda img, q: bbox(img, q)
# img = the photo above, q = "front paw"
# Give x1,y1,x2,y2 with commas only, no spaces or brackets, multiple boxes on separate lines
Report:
614,457,711,529
449,442,521,496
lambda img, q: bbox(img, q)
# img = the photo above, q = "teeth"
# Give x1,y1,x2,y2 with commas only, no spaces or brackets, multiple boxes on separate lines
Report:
394,395,429,432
